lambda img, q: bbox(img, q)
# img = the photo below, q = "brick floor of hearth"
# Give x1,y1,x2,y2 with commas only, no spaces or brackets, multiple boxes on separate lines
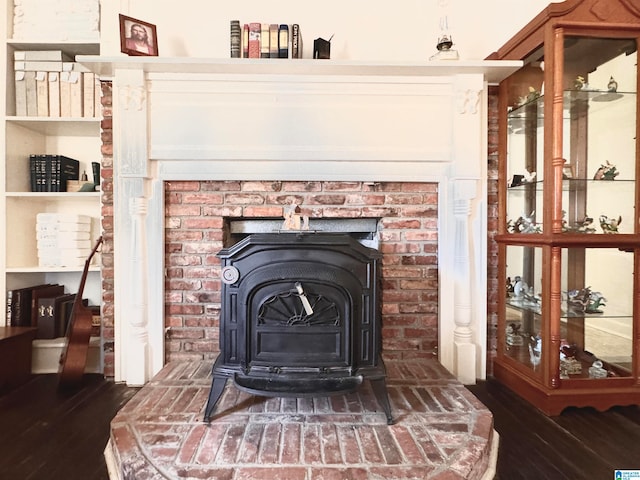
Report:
105,359,496,480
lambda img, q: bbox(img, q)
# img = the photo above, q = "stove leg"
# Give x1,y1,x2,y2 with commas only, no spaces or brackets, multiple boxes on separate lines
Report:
203,376,228,423
370,378,394,425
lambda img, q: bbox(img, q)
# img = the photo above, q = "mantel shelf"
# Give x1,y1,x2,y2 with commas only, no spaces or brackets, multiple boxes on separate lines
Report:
76,56,522,84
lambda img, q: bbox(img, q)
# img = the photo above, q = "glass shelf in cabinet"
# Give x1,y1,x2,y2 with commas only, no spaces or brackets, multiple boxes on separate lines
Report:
507,179,543,191
506,298,542,315
507,178,635,190
565,89,635,106
508,90,635,122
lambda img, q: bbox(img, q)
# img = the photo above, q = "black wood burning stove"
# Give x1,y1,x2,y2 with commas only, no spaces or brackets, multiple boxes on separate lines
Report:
203,232,393,424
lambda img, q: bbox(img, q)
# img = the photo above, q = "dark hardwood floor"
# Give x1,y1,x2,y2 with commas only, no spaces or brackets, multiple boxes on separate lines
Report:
1,374,639,479
0,374,138,480
467,379,640,480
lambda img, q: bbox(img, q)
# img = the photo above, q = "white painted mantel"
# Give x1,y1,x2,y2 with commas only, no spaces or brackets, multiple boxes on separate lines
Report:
79,57,520,386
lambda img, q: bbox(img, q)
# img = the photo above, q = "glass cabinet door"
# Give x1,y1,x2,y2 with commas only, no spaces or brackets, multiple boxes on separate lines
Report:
561,37,637,235
503,245,544,378
505,61,545,233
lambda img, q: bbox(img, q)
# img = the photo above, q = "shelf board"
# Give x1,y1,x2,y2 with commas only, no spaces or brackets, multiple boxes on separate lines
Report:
5,117,100,136
495,232,640,248
76,56,523,84
6,40,99,58
5,191,100,198
6,266,100,273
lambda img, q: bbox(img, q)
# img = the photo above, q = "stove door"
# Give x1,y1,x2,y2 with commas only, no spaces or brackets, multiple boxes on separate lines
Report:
249,280,351,370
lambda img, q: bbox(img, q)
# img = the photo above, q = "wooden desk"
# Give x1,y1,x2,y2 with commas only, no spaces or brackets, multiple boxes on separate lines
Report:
0,327,37,393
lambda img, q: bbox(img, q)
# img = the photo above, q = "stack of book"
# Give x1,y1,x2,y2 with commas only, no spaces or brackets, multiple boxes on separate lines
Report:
29,154,80,192
12,0,100,41
5,283,65,329
36,213,93,268
14,50,100,118
231,22,302,59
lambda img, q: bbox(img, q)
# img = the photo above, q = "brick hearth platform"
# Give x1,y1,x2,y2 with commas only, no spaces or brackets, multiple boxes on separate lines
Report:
104,360,498,480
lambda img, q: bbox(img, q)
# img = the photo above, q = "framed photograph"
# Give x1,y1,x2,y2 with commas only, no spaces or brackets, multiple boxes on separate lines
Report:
119,14,158,57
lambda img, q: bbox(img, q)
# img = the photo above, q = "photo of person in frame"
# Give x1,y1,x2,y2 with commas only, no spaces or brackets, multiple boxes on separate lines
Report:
119,15,158,57
126,23,154,55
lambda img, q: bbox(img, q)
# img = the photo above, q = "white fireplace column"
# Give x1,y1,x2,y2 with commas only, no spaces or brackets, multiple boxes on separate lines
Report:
112,68,154,385
84,58,520,386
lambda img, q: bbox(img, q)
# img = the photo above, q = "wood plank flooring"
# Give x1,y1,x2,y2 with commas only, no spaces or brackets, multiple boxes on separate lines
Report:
467,379,640,479
0,374,138,480
0,374,639,479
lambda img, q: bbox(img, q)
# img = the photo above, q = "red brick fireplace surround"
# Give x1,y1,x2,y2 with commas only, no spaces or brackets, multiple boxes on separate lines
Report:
163,179,439,365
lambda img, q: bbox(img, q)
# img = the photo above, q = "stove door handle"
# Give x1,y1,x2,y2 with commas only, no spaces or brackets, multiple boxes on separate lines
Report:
295,282,314,316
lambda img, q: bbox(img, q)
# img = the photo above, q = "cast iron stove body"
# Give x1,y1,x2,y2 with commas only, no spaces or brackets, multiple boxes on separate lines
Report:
204,232,393,423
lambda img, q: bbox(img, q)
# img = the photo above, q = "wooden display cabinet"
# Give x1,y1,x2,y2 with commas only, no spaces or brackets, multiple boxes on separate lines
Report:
490,0,640,415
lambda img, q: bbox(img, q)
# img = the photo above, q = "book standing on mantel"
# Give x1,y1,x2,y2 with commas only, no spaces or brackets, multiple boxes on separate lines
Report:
232,21,301,59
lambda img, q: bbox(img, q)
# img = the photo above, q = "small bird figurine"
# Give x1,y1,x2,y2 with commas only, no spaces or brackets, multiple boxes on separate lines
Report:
599,215,622,233
523,169,537,183
607,76,618,92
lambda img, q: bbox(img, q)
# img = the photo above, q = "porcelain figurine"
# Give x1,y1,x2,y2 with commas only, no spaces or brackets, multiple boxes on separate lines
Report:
593,160,619,180
607,76,618,92
566,286,606,314
507,211,541,234
528,335,542,370
599,214,622,233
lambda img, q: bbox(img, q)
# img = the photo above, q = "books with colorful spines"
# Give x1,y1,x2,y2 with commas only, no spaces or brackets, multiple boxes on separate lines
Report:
269,24,279,58
230,20,241,58
242,24,249,58
278,25,289,58
292,24,302,59
261,24,270,58
248,23,261,58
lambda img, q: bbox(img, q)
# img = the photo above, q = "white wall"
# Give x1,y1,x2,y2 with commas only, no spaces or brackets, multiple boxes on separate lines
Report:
102,0,558,60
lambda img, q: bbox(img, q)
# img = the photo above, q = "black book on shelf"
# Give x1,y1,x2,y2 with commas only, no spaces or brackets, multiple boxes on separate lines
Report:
29,154,80,192
91,161,100,186
36,293,76,339
30,284,64,327
56,155,80,192
29,154,38,192
8,283,54,327
29,154,47,192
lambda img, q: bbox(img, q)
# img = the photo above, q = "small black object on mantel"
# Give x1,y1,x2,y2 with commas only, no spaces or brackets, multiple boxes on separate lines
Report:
313,35,332,59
